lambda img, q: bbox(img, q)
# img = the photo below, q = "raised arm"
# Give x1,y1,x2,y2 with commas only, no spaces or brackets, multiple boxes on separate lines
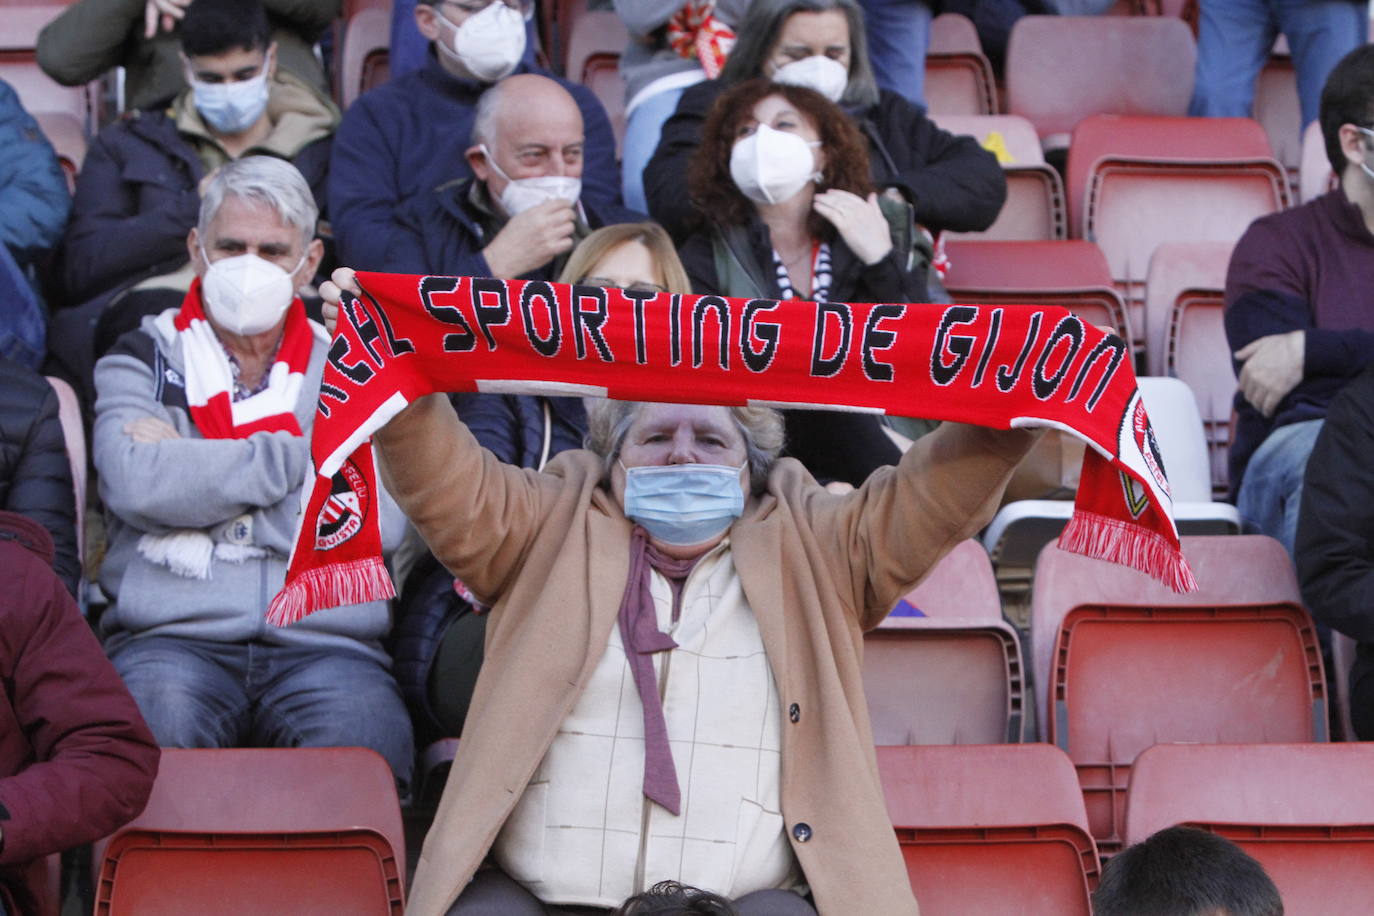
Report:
809,421,1037,629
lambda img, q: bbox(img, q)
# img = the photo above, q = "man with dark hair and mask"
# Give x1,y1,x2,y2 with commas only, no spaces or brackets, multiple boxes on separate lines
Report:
328,0,623,272
49,0,339,411
91,157,414,798
388,73,643,280
1223,43,1374,557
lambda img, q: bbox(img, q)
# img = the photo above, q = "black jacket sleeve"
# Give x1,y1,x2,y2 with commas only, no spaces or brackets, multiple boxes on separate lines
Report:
0,365,79,597
864,91,1006,234
643,80,727,241
1297,366,1374,643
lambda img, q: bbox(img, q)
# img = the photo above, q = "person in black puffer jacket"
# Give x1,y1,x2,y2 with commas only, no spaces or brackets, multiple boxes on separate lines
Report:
0,357,79,598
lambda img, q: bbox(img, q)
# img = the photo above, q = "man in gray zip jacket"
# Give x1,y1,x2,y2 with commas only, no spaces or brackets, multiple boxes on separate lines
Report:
91,157,413,794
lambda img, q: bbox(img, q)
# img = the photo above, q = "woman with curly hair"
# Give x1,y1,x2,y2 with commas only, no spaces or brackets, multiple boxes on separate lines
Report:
679,78,924,487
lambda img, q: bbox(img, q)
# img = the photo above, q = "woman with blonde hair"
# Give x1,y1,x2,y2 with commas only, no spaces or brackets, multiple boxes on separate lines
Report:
392,222,697,749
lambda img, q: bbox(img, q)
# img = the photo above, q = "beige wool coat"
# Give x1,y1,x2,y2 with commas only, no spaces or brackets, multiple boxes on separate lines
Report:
376,396,1037,916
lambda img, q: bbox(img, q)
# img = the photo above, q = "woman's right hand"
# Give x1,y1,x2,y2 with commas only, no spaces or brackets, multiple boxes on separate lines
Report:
319,267,359,338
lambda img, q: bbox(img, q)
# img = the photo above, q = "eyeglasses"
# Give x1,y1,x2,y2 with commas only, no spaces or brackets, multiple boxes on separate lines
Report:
577,277,667,295
439,0,534,19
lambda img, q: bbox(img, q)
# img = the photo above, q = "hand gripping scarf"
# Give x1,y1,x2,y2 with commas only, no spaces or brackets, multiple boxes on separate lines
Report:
666,0,737,79
268,273,1197,626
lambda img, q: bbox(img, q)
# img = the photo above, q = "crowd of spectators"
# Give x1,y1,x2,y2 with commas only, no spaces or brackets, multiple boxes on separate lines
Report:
2,0,1372,912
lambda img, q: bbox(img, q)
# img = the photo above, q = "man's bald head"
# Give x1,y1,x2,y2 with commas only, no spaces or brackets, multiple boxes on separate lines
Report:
467,74,586,201
471,74,583,150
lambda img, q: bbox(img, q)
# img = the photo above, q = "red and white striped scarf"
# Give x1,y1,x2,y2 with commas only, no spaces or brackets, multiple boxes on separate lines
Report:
174,277,313,439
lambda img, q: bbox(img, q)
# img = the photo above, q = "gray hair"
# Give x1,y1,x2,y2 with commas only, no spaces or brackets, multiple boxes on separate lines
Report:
470,80,504,147
719,0,880,110
585,401,786,493
198,156,319,250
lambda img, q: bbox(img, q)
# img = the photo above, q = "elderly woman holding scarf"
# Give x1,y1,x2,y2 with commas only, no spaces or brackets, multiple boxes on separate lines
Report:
643,0,1006,243
677,78,923,489
313,264,1040,915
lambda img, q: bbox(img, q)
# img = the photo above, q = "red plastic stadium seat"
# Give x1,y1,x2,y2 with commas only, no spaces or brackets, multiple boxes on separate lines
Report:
1142,242,1235,496
1050,602,1326,853
925,13,997,115
932,115,1066,240
942,240,1125,342
1069,115,1286,329
566,10,627,154
338,6,390,109
1005,16,1195,149
1125,743,1374,916
93,748,406,916
866,540,1024,743
877,744,1099,916
1030,534,1303,744
45,376,85,569
1,5,94,124
1299,119,1335,204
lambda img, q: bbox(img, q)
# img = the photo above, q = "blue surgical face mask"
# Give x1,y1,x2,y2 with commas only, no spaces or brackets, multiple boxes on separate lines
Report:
621,461,747,546
190,56,271,135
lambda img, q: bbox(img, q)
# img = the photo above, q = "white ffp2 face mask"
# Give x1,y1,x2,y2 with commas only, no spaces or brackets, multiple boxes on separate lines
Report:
772,54,848,103
729,124,821,205
438,1,527,82
200,249,305,336
479,143,582,215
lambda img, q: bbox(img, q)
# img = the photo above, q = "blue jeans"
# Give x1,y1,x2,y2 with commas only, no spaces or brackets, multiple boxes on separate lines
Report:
622,85,688,215
862,0,932,109
108,635,415,795
1190,0,1365,127
0,244,46,370
1236,417,1324,557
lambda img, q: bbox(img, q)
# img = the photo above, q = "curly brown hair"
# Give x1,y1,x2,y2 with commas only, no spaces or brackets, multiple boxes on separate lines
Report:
687,78,875,239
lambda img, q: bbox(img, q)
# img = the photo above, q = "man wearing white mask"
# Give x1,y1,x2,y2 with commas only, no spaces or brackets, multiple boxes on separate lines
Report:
330,0,624,272
52,0,339,415
91,157,414,796
390,74,644,280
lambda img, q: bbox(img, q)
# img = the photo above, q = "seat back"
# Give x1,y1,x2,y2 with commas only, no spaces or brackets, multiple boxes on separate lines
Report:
1142,240,1234,496
869,541,1024,743
876,744,1098,915
1051,602,1326,851
1299,119,1335,204
0,5,94,123
1071,117,1285,334
1134,377,1211,503
925,13,997,115
1005,16,1195,147
1030,534,1301,742
933,115,1065,240
941,240,1126,341
1254,51,1302,189
338,6,390,109
45,376,85,569
566,10,627,154
1125,743,1374,913
93,748,406,915
32,111,86,191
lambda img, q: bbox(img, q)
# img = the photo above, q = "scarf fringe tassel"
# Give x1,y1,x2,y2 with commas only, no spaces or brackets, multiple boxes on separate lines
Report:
1059,510,1199,594
267,557,396,628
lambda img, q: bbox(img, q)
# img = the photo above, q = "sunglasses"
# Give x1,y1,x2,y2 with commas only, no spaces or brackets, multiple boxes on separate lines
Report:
577,277,667,295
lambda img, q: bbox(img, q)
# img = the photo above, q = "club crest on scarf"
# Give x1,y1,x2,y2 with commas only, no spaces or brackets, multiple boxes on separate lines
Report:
315,458,370,551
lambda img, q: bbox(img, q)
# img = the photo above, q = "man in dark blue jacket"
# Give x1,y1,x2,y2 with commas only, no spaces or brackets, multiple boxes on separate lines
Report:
387,73,642,278
329,0,623,270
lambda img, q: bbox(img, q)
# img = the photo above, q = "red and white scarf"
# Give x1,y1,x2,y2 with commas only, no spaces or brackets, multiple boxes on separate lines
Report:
666,0,736,79
174,277,313,440
269,274,1197,626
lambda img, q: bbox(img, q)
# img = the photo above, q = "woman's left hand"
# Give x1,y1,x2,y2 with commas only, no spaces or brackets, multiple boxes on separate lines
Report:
813,190,893,267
